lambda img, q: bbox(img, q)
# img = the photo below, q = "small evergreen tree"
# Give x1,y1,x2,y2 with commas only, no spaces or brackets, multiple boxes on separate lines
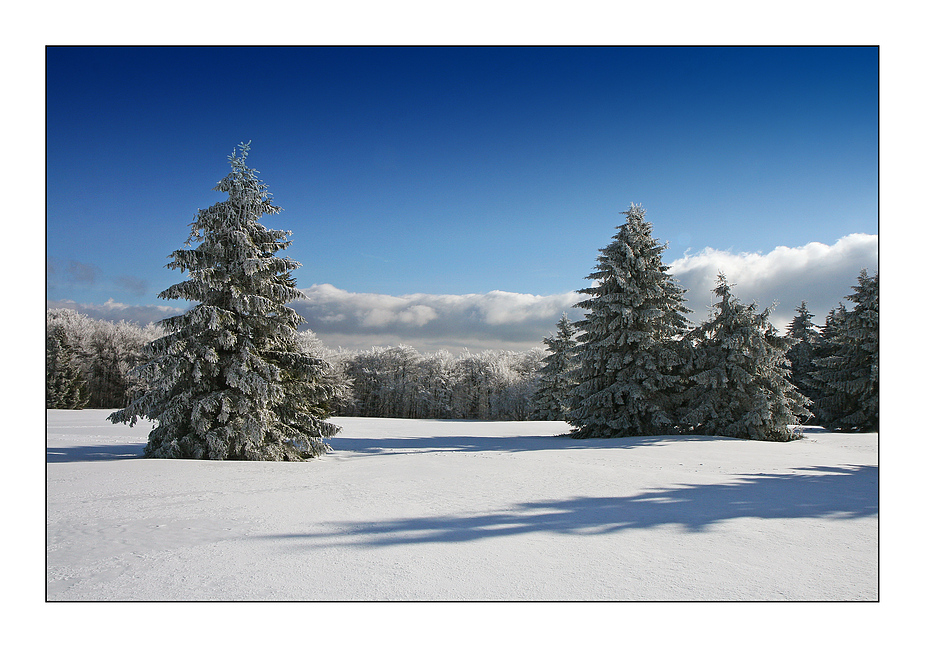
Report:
109,143,341,460
46,325,88,409
532,314,579,421
811,269,879,431
681,275,810,441
785,301,822,419
569,204,691,438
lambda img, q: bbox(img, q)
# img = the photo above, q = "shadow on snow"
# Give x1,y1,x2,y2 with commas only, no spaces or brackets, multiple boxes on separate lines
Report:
46,443,146,462
257,464,878,547
328,433,719,455
45,432,681,462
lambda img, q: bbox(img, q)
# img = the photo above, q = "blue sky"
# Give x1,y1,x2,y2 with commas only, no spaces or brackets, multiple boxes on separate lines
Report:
46,46,878,352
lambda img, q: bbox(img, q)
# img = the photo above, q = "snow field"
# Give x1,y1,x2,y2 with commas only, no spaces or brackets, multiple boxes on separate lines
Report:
47,410,877,601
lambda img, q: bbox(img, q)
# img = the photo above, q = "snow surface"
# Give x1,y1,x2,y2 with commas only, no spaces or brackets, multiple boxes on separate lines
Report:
46,409,877,601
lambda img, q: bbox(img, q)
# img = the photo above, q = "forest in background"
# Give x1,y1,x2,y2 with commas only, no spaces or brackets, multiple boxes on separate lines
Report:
45,307,545,421
45,263,878,433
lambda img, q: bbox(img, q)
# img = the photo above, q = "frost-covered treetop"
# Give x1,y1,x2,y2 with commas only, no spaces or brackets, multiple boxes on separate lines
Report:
569,203,691,438
158,142,304,329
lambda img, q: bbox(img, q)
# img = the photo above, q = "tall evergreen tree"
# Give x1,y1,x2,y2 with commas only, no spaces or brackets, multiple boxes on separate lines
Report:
109,143,341,460
569,204,691,438
811,269,879,431
532,313,579,421
785,301,822,418
681,275,810,441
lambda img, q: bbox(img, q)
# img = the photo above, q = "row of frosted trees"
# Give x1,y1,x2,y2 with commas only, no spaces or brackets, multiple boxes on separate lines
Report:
334,346,543,421
531,204,878,439
46,313,545,422
46,308,161,409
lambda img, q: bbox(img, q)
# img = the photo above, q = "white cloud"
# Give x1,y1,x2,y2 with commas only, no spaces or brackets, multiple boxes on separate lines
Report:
47,257,151,297
46,233,877,353
668,233,878,330
398,304,438,326
46,298,187,326
293,284,582,353
46,286,582,353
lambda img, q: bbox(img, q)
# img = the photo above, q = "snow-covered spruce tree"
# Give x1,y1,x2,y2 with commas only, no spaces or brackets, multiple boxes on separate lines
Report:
785,301,823,419
532,313,579,421
568,204,691,438
680,274,810,441
109,143,341,460
811,269,879,431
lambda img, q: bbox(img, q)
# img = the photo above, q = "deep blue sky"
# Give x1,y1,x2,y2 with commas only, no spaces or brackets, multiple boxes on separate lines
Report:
47,46,878,332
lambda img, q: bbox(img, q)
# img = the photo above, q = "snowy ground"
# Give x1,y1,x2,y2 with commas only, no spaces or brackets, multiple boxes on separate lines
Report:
46,409,878,602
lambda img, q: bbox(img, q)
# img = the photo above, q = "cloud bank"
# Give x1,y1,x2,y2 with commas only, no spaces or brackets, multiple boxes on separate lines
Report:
47,234,877,353
47,257,151,297
292,284,583,353
669,233,878,330
295,233,877,350
46,298,187,326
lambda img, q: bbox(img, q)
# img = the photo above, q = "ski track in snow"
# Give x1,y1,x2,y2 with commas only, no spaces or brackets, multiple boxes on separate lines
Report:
46,410,878,601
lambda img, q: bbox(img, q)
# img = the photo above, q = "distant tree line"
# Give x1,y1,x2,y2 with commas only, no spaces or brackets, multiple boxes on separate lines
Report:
45,309,545,421
46,308,162,409
46,257,877,434
334,345,543,420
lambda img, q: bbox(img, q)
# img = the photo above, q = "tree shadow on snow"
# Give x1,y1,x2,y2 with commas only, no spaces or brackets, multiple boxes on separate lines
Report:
46,443,146,462
328,433,717,455
259,464,877,547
